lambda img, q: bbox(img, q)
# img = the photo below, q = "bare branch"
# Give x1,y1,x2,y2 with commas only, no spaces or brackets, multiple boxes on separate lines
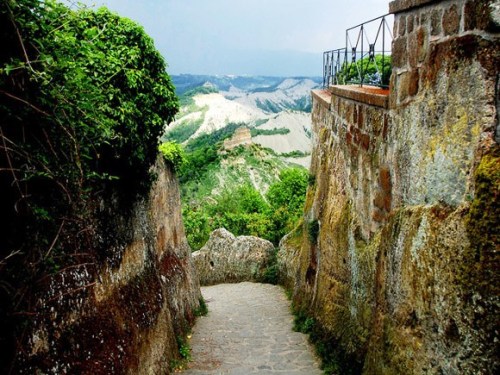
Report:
0,249,22,266
5,2,35,73
44,219,66,259
0,126,24,200
0,90,50,117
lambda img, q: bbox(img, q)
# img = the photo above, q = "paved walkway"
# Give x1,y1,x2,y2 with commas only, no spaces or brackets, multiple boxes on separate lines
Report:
183,282,322,375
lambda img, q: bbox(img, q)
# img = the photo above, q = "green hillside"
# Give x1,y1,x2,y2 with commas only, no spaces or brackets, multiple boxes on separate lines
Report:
175,122,308,250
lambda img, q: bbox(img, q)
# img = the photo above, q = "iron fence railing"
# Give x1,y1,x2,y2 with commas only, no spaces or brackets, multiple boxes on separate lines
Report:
323,14,394,89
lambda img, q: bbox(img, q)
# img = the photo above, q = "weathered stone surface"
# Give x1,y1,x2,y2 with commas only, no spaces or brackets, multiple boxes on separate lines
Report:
222,126,252,150
184,283,322,374
443,4,460,36
193,228,275,285
282,1,500,373
389,0,436,14
15,158,201,374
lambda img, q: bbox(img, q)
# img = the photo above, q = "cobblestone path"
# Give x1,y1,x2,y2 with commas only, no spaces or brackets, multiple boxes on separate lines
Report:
183,282,322,375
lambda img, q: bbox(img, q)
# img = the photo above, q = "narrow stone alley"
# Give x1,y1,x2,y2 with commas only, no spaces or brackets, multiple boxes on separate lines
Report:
183,282,322,375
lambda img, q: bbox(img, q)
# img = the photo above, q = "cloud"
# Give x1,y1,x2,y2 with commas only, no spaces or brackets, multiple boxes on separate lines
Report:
67,0,392,75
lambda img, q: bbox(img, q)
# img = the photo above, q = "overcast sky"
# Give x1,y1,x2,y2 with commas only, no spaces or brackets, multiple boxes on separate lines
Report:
69,0,392,76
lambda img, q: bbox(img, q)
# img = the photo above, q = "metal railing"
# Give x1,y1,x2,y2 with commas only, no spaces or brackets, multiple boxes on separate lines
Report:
323,14,393,89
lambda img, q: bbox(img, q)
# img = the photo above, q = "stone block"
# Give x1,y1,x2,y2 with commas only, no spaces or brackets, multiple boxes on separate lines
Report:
372,207,386,222
360,133,371,151
193,228,275,285
464,0,500,32
384,193,392,212
407,14,415,33
417,27,428,63
392,36,408,68
358,106,364,129
431,8,442,36
397,71,410,103
389,0,435,14
383,114,389,139
373,190,385,210
408,31,418,67
352,127,361,145
379,166,392,192
409,69,420,97
399,16,407,36
346,130,353,145
443,4,460,36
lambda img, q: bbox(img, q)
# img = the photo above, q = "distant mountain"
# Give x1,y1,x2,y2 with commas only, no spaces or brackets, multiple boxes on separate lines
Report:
165,76,318,250
167,75,320,168
172,74,321,96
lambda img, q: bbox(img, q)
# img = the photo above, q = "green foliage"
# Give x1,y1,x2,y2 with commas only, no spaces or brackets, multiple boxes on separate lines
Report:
183,165,308,250
250,127,290,137
0,1,178,366
178,122,249,192
281,150,310,158
194,297,208,317
159,141,185,171
338,54,392,86
259,248,279,285
308,219,320,244
294,312,315,334
266,168,308,243
163,118,203,143
176,335,191,360
184,122,243,152
179,84,218,106
292,309,363,375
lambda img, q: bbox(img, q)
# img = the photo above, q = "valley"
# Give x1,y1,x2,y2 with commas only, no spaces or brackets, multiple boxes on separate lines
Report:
163,75,320,250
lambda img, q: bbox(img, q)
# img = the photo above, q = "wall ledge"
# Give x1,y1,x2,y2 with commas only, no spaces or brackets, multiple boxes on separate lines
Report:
389,0,439,14
312,89,332,106
329,85,389,109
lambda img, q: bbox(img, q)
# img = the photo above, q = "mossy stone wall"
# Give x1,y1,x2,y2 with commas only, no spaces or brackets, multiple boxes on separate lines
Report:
280,0,499,373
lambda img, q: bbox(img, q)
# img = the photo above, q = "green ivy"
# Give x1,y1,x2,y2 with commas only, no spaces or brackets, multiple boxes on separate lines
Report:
0,2,179,366
159,141,186,171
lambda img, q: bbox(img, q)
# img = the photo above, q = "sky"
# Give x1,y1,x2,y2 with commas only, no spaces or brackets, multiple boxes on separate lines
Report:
69,0,392,76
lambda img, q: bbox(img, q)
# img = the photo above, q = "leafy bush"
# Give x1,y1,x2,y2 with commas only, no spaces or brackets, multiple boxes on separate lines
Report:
337,54,392,87
176,335,192,363
159,141,185,171
0,2,179,367
194,297,208,317
183,167,308,250
259,248,279,285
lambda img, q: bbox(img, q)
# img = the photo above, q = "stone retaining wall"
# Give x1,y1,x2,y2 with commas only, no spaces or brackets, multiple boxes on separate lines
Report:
280,0,499,373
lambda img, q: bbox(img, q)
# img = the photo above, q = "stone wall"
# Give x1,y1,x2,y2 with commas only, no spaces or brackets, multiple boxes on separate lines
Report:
14,159,201,374
280,0,499,373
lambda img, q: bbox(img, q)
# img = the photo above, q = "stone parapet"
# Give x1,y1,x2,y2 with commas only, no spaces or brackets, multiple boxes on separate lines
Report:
389,0,438,14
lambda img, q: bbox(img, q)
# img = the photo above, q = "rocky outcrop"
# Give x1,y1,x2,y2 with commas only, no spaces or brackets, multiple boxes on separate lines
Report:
223,126,252,150
14,159,201,374
193,228,275,285
280,0,499,374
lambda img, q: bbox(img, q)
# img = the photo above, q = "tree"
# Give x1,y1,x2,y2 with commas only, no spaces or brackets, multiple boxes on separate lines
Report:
266,168,308,242
0,2,179,369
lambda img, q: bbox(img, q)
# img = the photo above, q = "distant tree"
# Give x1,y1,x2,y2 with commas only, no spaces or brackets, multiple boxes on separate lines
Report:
266,168,308,242
337,54,392,86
